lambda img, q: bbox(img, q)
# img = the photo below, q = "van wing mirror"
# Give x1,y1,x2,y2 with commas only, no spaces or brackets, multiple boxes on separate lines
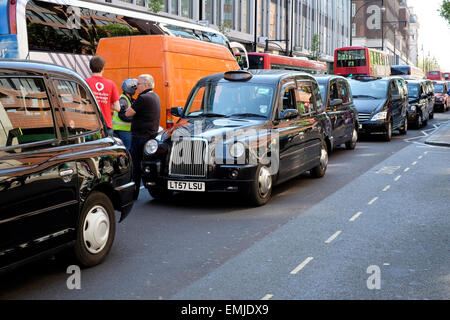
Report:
170,107,184,117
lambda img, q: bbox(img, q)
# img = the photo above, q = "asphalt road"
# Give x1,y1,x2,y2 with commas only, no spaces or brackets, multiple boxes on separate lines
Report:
1,113,449,300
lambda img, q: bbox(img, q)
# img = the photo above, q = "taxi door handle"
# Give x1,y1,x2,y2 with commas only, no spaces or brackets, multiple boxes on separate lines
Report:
59,169,74,177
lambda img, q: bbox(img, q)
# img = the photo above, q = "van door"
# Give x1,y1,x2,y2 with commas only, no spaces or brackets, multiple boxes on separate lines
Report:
0,76,78,268
389,80,402,128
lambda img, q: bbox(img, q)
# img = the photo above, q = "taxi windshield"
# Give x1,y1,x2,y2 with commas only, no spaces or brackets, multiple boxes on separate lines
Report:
184,82,275,118
407,84,419,97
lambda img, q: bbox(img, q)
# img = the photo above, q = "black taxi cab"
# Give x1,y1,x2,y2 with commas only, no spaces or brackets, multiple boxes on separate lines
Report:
0,60,134,272
141,70,332,206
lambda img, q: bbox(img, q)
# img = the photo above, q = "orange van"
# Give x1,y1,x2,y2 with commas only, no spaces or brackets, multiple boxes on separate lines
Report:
96,35,240,129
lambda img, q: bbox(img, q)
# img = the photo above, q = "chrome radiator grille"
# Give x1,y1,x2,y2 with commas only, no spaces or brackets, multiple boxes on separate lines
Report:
169,138,208,177
358,113,372,122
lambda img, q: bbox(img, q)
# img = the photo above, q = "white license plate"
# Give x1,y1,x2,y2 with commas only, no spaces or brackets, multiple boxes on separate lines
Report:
168,180,205,192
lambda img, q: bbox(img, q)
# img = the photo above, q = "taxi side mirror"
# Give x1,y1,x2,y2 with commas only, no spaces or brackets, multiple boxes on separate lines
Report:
170,107,183,117
279,109,299,120
329,98,343,107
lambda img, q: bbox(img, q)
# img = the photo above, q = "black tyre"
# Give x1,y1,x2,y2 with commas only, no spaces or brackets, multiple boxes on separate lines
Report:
399,116,408,135
415,113,423,129
383,121,393,142
247,164,273,206
345,127,358,150
74,192,116,268
310,140,328,178
148,187,173,200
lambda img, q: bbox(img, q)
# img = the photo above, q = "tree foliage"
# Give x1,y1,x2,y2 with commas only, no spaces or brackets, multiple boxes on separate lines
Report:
439,0,450,24
311,34,321,61
147,0,164,13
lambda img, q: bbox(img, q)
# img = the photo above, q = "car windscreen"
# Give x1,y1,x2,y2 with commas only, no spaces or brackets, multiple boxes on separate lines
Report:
407,84,419,97
434,83,444,93
348,79,388,99
184,81,276,118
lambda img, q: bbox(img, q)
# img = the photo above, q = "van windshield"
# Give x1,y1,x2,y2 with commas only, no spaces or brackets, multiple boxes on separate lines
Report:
184,82,275,119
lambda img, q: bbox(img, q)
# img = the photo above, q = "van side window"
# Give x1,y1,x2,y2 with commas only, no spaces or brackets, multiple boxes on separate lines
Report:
0,77,56,148
53,80,102,139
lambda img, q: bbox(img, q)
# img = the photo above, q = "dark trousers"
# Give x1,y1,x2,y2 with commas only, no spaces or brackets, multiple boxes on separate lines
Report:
130,136,150,199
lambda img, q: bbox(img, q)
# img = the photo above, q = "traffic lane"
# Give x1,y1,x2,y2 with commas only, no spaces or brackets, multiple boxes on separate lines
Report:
0,117,444,299
170,142,450,299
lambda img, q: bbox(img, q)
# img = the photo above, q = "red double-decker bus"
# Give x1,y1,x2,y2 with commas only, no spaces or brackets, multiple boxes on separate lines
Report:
427,71,444,80
334,46,390,77
248,53,328,74
443,72,450,80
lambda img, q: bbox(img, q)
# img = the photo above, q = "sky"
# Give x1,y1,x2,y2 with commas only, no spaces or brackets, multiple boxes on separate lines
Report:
407,0,450,71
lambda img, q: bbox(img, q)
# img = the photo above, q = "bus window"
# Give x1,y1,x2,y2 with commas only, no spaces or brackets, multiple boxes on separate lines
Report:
336,49,367,68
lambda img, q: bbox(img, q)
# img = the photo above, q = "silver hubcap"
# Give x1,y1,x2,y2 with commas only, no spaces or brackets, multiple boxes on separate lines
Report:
83,205,110,254
258,166,272,198
320,145,328,168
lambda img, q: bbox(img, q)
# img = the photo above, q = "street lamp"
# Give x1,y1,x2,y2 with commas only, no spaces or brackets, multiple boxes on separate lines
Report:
350,0,385,46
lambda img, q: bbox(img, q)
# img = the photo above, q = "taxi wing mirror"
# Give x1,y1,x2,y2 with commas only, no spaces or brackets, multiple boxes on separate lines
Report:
279,109,299,120
170,107,184,117
329,98,343,107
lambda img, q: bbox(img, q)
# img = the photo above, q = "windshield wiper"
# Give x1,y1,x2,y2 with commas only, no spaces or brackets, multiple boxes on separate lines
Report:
352,95,379,99
186,112,228,118
230,113,267,118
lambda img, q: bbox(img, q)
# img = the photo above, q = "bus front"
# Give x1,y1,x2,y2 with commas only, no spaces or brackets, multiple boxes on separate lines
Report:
0,0,19,59
334,47,369,77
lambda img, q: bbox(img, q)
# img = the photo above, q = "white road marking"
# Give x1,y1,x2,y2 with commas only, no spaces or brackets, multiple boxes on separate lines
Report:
349,211,363,222
394,175,402,182
421,131,429,136
418,155,423,159
412,161,417,166
404,167,410,173
382,185,391,192
261,294,273,300
383,263,390,266
368,197,378,205
376,166,401,174
140,186,145,190
325,231,342,244
290,257,314,275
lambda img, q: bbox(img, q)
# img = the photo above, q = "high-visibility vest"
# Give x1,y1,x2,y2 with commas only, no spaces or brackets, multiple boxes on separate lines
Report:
112,94,131,132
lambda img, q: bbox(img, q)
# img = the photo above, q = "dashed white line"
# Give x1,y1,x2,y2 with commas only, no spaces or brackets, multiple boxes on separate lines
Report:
261,294,273,300
418,155,423,160
325,231,342,244
290,257,314,275
382,185,391,192
404,167,410,173
412,161,417,166
394,175,402,182
368,197,378,205
349,211,363,222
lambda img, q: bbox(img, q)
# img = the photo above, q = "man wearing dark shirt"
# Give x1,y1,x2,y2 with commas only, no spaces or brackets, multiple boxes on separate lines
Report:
125,74,161,199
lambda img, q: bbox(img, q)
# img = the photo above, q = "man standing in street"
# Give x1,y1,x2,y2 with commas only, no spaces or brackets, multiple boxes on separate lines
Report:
113,78,137,150
125,74,161,199
85,56,120,136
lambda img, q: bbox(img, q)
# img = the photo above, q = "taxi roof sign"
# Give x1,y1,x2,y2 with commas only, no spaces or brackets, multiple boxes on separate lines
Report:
224,70,253,81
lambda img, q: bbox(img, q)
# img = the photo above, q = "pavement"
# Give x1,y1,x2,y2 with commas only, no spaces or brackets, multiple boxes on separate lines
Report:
425,119,450,147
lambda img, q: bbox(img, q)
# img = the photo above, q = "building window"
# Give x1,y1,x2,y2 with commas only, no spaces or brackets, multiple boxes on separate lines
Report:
223,0,234,29
205,0,214,24
241,0,250,33
269,0,276,39
181,0,192,18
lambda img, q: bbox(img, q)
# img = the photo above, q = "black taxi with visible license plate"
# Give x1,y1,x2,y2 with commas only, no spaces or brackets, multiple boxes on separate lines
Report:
141,70,333,206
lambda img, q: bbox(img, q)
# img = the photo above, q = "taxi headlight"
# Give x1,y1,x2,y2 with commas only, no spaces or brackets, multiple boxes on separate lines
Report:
144,139,159,155
410,105,417,112
229,142,245,158
371,111,387,121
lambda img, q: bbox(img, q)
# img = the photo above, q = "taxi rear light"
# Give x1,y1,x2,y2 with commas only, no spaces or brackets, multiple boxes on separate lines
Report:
166,109,174,129
224,70,253,81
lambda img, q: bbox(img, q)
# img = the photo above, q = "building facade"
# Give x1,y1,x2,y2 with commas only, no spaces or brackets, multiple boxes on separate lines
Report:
100,0,351,64
408,7,419,67
351,0,414,66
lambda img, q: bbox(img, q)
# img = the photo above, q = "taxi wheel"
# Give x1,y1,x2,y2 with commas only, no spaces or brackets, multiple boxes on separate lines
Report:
74,192,116,268
345,128,358,150
310,140,328,178
383,121,392,142
248,165,272,206
399,116,408,135
148,188,173,201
